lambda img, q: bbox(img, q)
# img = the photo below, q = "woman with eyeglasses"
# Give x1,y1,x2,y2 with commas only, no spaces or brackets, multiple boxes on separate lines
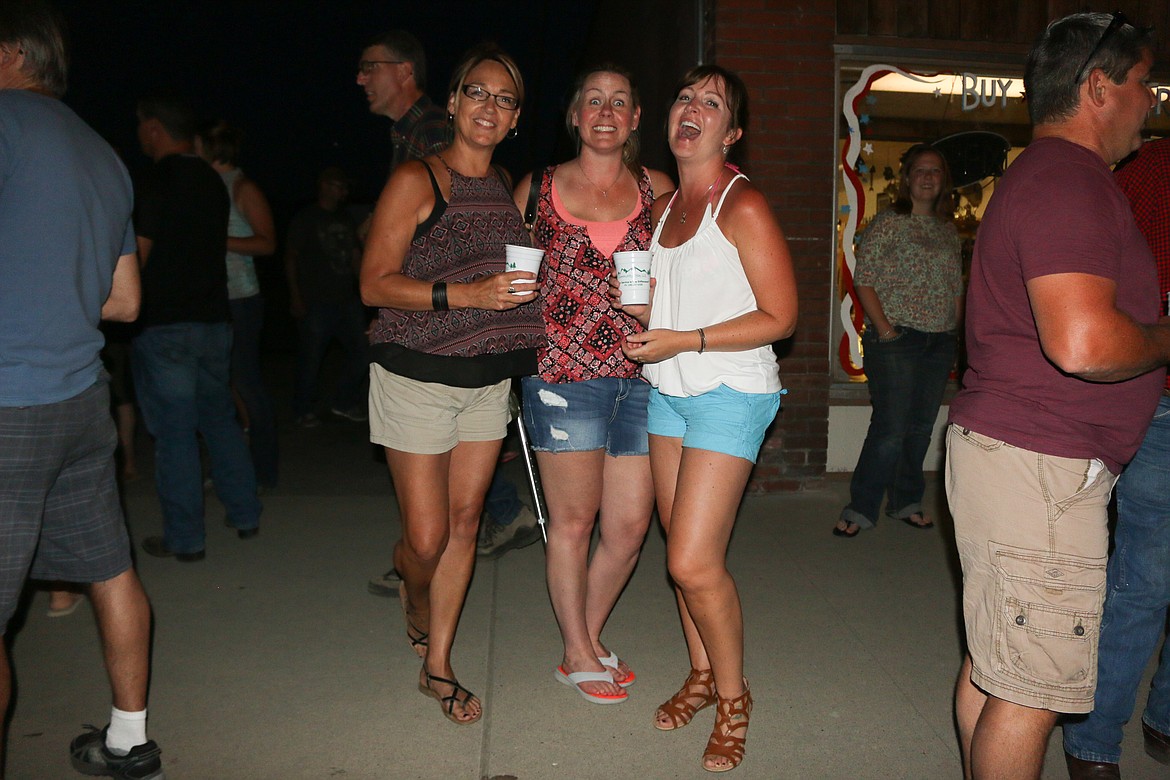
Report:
360,42,542,725
509,65,672,706
613,64,797,773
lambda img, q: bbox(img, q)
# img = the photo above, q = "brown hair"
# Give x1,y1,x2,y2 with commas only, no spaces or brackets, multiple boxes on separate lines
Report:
893,143,955,222
566,64,642,175
448,42,524,107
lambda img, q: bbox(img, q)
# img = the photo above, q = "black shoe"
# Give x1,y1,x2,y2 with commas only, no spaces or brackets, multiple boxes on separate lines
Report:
140,536,205,562
1144,720,1170,765
367,567,402,596
1064,751,1120,779
70,725,164,779
237,527,259,540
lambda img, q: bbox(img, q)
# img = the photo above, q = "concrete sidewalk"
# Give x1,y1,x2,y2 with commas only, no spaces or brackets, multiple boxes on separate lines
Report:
5,416,1165,779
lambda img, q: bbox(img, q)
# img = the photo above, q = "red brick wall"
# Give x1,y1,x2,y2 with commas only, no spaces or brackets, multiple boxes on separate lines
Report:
715,1,837,491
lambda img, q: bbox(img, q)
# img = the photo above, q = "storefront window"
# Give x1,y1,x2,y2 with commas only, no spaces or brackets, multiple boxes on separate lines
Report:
832,60,1170,384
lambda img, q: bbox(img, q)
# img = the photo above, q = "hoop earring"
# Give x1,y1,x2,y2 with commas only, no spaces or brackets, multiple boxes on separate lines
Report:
507,127,518,139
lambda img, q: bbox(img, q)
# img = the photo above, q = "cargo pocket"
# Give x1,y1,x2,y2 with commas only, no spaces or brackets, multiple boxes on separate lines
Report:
989,542,1105,698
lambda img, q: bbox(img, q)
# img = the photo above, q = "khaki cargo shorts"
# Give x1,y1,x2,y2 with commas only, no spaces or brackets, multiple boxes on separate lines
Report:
945,425,1114,714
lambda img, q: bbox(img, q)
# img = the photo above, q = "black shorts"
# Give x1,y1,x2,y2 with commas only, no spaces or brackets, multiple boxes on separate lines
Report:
0,379,132,629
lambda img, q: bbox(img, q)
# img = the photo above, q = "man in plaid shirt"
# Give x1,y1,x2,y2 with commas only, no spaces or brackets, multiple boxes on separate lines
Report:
1063,138,1170,777
355,29,447,176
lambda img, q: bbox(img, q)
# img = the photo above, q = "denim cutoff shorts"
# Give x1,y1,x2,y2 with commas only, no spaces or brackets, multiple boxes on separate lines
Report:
647,384,780,463
521,376,649,456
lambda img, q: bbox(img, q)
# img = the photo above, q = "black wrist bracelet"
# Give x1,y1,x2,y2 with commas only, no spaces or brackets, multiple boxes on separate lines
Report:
431,282,449,311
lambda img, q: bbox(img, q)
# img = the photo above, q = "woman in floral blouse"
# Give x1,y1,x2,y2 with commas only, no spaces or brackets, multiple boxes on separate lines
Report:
834,143,964,537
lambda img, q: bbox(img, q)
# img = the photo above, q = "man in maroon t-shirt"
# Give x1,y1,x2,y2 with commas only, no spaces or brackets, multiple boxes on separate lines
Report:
945,13,1170,780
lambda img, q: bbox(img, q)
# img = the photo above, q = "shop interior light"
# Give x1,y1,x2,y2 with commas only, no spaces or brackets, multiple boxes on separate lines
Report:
868,72,1026,99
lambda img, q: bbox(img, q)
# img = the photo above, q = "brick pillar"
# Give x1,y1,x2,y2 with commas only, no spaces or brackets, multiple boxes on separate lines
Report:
715,1,836,491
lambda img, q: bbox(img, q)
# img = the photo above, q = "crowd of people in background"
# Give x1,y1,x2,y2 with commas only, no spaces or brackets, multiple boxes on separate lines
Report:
3,3,1170,779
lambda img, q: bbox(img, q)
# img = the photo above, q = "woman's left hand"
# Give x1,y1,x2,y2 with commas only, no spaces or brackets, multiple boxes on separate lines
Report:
622,328,694,364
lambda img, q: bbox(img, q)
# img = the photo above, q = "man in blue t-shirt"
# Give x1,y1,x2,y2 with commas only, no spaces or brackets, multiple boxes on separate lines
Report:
0,4,165,776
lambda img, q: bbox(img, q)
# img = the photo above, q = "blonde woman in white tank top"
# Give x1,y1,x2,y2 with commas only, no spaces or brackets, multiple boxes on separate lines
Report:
612,65,797,773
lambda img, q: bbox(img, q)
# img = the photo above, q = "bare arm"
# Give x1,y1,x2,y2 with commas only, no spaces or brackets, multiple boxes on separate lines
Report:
1027,272,1170,381
360,160,535,311
227,178,276,256
135,236,153,269
101,252,140,322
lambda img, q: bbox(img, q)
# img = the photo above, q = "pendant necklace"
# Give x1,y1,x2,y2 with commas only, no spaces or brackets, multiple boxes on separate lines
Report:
579,163,623,199
680,169,724,225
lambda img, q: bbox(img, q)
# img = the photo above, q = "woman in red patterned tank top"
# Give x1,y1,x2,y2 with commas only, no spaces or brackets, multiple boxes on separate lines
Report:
510,66,672,706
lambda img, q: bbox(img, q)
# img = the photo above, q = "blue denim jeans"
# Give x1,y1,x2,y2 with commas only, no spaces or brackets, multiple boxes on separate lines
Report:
484,471,522,526
1064,394,1170,763
230,295,278,487
133,323,261,553
843,327,956,529
293,299,368,417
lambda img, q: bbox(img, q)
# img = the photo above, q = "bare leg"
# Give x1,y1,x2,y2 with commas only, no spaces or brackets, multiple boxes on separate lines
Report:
971,695,1057,779
88,569,151,713
386,439,499,723
956,655,984,780
585,454,653,669
957,654,1058,779
651,435,757,771
540,450,653,697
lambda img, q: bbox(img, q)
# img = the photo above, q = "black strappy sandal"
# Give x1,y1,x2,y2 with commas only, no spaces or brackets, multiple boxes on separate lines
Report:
418,668,481,725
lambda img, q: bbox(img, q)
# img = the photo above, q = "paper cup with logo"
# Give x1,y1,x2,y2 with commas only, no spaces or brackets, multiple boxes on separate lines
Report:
613,250,651,305
504,244,544,281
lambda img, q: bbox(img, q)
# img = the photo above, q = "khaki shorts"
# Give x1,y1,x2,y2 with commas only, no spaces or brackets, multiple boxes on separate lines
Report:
368,365,511,455
945,425,1114,714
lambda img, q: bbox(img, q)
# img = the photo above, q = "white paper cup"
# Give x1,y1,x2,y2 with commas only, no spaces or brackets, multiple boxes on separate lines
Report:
613,250,651,305
504,244,544,281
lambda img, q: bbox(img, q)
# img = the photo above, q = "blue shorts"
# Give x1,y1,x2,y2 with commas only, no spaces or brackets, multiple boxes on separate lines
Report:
647,385,780,463
521,376,649,456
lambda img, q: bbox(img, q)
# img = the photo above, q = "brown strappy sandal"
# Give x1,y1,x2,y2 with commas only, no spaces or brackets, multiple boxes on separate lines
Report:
654,668,717,731
702,681,752,773
398,581,428,658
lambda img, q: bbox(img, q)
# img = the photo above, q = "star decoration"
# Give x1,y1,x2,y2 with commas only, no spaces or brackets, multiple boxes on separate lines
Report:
933,87,942,98
840,204,851,214
859,114,871,125
862,143,873,155
865,94,878,106
858,162,869,174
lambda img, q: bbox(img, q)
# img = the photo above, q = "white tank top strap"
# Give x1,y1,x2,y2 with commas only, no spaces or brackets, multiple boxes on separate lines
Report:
652,190,680,244
711,173,747,219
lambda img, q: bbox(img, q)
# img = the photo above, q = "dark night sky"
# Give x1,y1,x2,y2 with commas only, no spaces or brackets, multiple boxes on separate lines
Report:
55,1,600,210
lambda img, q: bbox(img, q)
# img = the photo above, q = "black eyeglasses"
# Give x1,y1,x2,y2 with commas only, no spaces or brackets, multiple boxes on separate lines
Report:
1074,11,1129,85
357,60,404,76
461,84,520,111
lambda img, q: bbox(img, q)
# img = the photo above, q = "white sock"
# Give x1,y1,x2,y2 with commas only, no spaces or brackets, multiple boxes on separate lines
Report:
105,706,147,756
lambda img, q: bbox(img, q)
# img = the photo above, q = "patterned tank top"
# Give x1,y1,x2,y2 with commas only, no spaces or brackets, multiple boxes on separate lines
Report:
369,162,543,387
532,165,655,383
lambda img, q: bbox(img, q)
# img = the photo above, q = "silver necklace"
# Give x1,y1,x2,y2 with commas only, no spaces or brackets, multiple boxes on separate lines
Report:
579,163,623,199
679,170,724,225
